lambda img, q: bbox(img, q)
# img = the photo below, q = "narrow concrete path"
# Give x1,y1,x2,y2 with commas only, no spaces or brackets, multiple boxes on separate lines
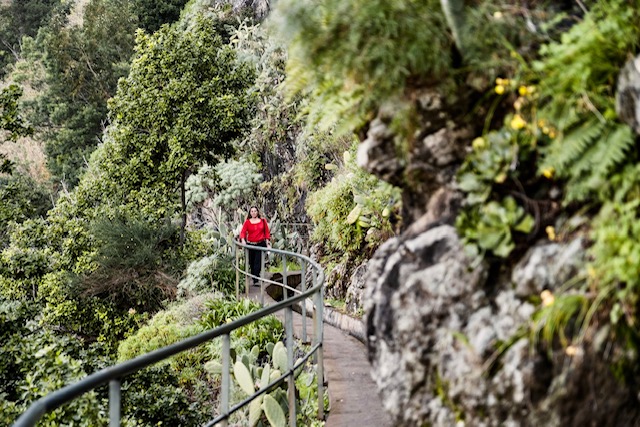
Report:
246,286,392,427
321,320,392,427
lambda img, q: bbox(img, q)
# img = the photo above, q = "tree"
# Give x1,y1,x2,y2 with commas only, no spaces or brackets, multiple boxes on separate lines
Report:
0,0,59,77
99,14,255,241
35,0,136,186
131,0,191,33
0,84,33,174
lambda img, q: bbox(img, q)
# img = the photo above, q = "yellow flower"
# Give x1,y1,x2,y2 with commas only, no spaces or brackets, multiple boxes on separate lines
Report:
510,114,526,130
545,225,556,241
518,86,528,96
537,119,546,128
541,290,555,307
495,77,509,86
542,167,554,179
495,85,505,95
472,137,486,150
548,130,557,138
587,266,597,279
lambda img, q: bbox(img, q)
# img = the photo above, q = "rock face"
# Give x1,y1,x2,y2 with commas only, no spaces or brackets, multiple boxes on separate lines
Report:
364,225,640,425
357,91,473,225
356,53,640,427
344,260,368,316
511,239,585,297
616,55,640,135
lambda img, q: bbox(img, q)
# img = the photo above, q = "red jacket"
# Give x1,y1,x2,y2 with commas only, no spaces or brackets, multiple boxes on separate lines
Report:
240,218,270,243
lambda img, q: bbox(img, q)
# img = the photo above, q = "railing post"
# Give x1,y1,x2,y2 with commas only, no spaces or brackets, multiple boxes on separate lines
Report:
235,242,240,300
260,248,265,306
285,306,296,427
109,379,121,427
245,247,250,296
282,253,288,300
221,334,231,427
314,270,325,421
301,260,307,343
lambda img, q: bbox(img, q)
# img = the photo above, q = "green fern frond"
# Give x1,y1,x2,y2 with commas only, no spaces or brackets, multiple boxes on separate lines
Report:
559,122,635,201
597,124,634,176
542,118,605,174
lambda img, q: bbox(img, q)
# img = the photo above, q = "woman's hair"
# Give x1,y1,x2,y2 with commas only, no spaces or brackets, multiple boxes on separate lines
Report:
246,206,262,220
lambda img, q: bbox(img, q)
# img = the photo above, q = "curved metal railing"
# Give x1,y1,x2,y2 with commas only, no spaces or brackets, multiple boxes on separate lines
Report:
13,241,325,427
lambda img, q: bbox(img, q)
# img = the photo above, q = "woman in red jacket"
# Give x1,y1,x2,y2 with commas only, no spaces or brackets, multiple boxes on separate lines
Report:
239,206,271,285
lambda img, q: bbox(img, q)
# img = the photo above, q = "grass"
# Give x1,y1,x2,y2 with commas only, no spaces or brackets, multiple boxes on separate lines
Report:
267,258,302,273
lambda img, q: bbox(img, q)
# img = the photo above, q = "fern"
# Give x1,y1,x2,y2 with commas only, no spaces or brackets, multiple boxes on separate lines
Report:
535,1,640,203
597,124,635,176
542,118,604,174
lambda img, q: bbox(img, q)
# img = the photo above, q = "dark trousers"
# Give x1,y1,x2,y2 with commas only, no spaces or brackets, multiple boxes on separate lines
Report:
247,240,267,282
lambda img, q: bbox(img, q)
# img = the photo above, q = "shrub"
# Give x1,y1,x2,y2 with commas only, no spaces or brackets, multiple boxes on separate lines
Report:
307,149,401,260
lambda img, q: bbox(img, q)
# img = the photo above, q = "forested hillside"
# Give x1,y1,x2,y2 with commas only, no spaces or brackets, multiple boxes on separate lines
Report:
1,0,640,425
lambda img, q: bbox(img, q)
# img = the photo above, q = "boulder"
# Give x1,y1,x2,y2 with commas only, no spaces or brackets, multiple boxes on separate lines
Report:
616,54,640,135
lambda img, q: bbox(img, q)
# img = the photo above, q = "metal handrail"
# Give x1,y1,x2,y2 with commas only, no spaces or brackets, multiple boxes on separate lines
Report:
13,241,325,427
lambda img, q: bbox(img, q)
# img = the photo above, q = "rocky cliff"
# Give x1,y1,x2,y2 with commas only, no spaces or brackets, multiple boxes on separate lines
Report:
360,55,640,426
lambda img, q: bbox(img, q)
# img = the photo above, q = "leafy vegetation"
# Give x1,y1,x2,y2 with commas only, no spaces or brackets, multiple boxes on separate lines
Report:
131,0,190,32
4,0,640,424
307,146,401,261
0,0,58,78
534,0,640,203
29,0,137,186
274,0,452,130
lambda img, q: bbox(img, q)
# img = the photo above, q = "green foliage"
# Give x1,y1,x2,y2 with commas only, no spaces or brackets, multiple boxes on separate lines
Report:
456,196,533,258
213,159,264,207
440,0,465,54
0,0,58,77
78,214,183,313
227,342,289,427
177,222,237,297
117,295,221,424
0,84,33,142
33,0,137,186
186,159,263,211
0,305,111,426
117,306,204,362
531,293,589,352
0,174,51,246
223,339,323,427
131,0,190,32
0,84,34,174
96,14,255,215
0,220,50,300
118,294,289,425
178,255,236,297
590,198,640,328
273,0,451,129
200,297,284,353
535,0,640,202
121,364,211,426
455,128,536,258
293,129,351,192
307,147,401,259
